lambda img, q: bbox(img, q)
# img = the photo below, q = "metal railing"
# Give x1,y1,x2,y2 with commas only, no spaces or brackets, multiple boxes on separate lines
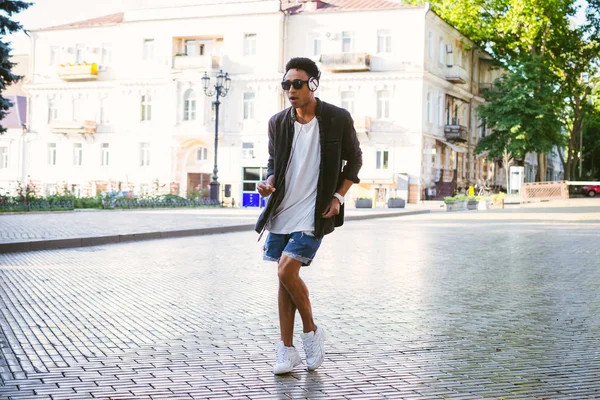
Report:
320,53,371,72
0,199,74,212
521,181,569,201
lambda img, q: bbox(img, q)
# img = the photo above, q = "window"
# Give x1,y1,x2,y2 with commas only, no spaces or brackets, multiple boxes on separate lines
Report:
438,38,445,65
75,44,85,64
242,142,255,159
243,92,255,120
313,37,321,57
48,99,58,124
0,147,8,169
437,93,443,125
480,121,487,138
185,40,197,56
141,95,152,121
73,143,83,166
197,147,208,161
143,39,154,60
101,43,112,66
376,149,389,170
243,33,257,56
376,90,390,119
101,143,109,166
140,142,150,167
377,30,392,53
341,91,355,114
47,143,57,166
428,32,433,59
183,89,196,121
50,46,61,66
342,31,354,53
426,92,431,122
99,97,111,124
72,96,83,121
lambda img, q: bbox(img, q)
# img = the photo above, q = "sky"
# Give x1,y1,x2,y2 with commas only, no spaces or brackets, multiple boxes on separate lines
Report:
4,0,592,55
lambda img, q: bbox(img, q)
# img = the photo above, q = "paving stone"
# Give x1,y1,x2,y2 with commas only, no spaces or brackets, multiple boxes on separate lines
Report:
0,205,600,398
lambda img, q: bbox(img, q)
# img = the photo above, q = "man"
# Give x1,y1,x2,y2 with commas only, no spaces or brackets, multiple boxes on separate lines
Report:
255,57,363,375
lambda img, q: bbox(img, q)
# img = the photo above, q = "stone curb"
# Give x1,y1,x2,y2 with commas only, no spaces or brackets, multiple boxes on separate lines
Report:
0,210,429,254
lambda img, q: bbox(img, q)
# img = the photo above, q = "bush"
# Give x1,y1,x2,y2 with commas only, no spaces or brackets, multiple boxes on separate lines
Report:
443,196,457,203
74,196,103,209
388,197,405,200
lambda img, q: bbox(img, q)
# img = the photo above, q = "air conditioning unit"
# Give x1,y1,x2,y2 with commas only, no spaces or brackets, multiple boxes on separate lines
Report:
325,32,338,40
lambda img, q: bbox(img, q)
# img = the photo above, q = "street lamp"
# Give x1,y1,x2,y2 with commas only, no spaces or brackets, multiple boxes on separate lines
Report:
201,69,231,203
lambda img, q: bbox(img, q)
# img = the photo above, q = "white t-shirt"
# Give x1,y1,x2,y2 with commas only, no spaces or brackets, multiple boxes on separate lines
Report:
267,117,321,234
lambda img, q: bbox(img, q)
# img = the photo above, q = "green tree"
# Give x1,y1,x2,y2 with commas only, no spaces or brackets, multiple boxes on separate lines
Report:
476,55,565,165
580,109,600,179
0,0,32,134
408,0,600,180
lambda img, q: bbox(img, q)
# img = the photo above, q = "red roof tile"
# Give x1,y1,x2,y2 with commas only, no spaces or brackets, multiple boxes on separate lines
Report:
282,0,418,14
37,13,124,32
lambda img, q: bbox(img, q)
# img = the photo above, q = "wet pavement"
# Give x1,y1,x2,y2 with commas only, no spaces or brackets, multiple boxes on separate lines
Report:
0,201,599,399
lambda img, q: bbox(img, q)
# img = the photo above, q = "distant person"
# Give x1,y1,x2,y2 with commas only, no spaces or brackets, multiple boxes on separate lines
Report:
255,57,363,374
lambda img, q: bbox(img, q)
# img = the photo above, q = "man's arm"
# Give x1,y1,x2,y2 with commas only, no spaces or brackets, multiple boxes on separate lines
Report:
257,118,276,197
322,112,363,218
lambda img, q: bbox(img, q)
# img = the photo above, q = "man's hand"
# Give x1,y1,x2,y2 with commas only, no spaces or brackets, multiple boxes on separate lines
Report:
257,175,276,197
321,197,341,219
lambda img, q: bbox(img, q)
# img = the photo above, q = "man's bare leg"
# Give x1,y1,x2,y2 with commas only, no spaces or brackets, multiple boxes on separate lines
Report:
277,256,316,336
278,281,296,347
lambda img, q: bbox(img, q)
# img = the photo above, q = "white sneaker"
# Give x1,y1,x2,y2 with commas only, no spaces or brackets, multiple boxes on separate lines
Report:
300,326,325,371
273,341,302,375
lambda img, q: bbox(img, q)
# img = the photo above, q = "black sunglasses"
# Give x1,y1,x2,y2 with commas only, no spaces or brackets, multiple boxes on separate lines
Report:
281,79,309,90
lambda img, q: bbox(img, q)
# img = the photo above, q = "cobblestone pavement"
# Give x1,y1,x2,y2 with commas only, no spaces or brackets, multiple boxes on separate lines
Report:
0,207,430,245
0,202,599,399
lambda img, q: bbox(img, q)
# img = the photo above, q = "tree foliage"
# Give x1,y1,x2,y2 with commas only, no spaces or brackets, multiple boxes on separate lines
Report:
407,0,600,180
0,1,32,134
476,55,565,161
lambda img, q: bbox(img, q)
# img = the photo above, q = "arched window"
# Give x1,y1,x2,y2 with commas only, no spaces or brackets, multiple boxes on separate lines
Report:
183,89,196,121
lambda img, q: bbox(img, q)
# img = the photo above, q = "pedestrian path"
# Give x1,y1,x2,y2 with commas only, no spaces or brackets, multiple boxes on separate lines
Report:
0,206,434,253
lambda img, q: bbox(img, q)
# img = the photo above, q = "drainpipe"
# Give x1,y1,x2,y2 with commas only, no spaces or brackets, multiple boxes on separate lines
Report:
279,6,289,110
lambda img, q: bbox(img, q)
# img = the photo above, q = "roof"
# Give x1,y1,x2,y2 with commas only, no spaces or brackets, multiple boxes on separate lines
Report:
281,0,419,14
1,96,27,129
37,13,124,32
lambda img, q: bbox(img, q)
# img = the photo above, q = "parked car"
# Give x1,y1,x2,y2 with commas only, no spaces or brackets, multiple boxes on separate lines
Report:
582,185,600,197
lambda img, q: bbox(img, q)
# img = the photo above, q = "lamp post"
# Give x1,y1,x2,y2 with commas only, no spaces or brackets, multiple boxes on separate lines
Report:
201,69,231,203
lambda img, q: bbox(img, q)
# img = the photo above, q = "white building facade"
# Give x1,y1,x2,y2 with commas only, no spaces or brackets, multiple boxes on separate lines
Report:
20,0,507,205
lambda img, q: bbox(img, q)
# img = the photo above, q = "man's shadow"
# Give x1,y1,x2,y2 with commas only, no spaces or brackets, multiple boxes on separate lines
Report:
273,370,324,398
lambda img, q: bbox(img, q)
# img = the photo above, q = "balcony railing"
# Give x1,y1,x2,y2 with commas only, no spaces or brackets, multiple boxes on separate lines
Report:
172,55,221,70
57,63,99,81
353,115,372,131
51,120,97,135
320,53,371,72
445,65,468,84
444,124,468,142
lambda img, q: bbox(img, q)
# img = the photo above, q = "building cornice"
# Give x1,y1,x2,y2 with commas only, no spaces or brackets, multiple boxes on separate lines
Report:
23,78,171,92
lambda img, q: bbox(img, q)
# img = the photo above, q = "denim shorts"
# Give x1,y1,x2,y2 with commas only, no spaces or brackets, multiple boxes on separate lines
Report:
263,232,323,266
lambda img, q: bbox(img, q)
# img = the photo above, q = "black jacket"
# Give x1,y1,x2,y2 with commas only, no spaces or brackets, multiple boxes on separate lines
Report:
255,98,363,238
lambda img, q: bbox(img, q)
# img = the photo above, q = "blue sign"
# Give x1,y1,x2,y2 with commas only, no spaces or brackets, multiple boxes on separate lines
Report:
242,192,266,208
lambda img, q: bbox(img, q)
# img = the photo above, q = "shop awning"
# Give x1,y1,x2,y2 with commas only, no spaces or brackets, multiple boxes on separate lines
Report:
423,134,467,153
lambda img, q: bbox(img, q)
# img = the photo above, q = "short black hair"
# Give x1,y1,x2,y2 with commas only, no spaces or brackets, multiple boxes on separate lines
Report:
285,57,320,79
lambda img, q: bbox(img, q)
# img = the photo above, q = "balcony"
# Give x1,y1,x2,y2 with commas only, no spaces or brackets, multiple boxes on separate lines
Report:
51,120,96,136
320,53,371,72
172,55,221,70
445,65,468,84
444,124,468,142
478,82,493,96
57,63,98,81
353,115,372,131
